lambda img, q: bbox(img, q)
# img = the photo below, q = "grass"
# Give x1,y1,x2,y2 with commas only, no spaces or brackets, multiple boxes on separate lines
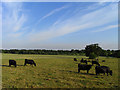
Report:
2,54,119,88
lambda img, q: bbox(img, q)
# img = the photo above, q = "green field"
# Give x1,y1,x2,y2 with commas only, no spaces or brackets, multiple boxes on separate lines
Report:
2,54,119,88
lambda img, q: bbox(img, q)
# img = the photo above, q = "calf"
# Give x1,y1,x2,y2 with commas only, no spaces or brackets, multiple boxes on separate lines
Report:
80,58,87,64
9,60,17,67
78,63,92,73
92,61,100,66
24,59,36,66
95,66,112,76
74,58,77,61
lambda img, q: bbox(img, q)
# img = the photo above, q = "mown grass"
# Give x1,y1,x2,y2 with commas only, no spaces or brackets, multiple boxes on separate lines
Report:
2,54,119,88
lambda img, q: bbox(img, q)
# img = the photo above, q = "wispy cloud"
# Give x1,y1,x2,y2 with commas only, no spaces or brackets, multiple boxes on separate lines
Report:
35,5,69,25
3,2,27,37
28,23,91,42
92,25,118,32
2,2,118,49
26,3,117,43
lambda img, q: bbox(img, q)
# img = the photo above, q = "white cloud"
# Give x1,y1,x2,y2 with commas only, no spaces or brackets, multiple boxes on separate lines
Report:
92,25,118,32
3,2,27,35
28,23,91,42
2,2,118,49
35,5,69,25
13,14,26,32
26,3,117,43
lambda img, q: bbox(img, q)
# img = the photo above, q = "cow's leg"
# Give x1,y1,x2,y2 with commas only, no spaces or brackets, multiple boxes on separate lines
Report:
106,70,109,76
9,64,11,67
96,71,98,75
107,73,108,76
24,63,26,66
78,68,80,73
30,63,33,67
87,70,89,73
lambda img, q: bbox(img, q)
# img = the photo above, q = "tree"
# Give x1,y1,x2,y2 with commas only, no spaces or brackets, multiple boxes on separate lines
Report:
112,50,120,58
89,52,97,59
85,44,102,58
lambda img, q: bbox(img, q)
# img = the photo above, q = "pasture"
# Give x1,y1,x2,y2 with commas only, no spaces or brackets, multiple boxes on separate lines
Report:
2,54,119,88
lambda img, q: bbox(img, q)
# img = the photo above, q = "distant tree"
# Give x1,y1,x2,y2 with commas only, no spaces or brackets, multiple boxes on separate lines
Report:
112,50,120,58
85,44,102,58
89,52,97,59
106,49,112,56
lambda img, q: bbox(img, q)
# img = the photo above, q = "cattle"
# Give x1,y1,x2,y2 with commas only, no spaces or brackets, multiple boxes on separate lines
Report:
92,61,100,66
95,66,112,76
102,60,105,62
9,60,17,67
78,63,92,73
24,59,36,66
80,58,87,64
74,58,77,61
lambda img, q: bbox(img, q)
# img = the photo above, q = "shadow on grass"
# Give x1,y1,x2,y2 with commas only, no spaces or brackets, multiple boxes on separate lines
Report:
0,65,9,67
59,69,95,75
17,65,24,66
79,72,95,75
0,64,24,67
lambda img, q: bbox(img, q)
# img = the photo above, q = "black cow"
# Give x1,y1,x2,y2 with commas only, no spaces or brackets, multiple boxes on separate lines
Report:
9,60,17,67
92,61,100,66
95,66,112,76
74,58,77,61
78,63,92,73
80,58,87,64
24,59,36,66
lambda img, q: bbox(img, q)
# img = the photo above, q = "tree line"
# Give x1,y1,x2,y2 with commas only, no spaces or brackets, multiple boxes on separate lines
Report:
1,44,120,58
1,49,85,56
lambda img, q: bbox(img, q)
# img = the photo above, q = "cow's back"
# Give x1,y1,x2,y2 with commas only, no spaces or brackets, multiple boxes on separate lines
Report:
25,59,36,66
95,66,104,72
101,66,110,72
78,64,92,70
9,60,16,63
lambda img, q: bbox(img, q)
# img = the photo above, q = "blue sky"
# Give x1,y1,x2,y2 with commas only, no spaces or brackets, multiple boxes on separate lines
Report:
2,2,118,50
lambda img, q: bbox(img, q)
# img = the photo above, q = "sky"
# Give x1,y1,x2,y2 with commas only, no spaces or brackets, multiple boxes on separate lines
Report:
1,1,118,50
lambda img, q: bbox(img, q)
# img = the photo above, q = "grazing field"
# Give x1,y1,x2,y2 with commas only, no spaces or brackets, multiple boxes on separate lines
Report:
2,54,119,88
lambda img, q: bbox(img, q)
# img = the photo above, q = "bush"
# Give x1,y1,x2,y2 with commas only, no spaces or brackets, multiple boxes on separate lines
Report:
89,52,97,59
